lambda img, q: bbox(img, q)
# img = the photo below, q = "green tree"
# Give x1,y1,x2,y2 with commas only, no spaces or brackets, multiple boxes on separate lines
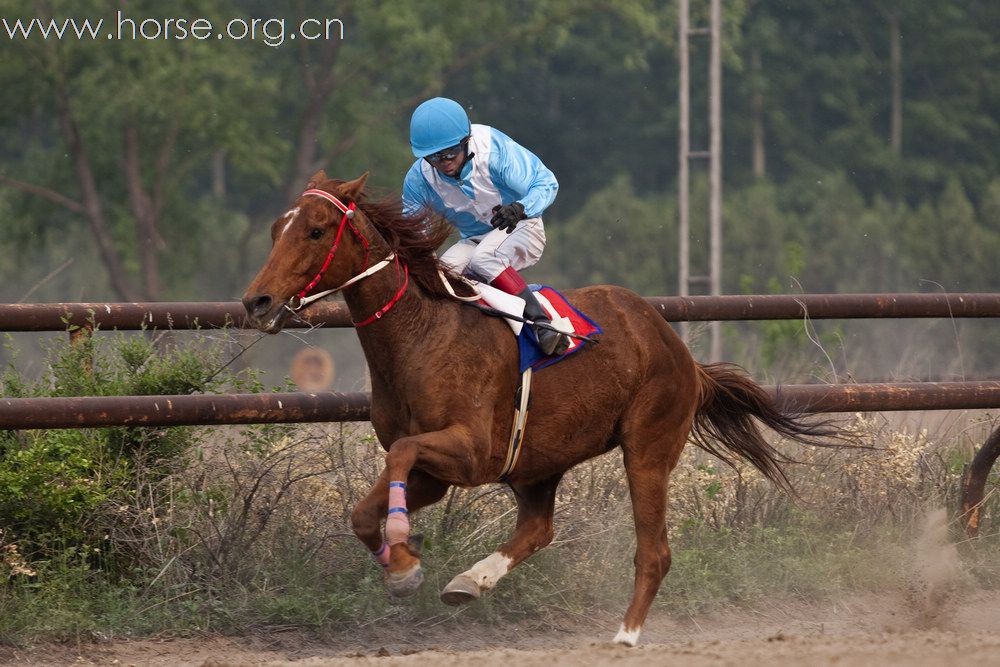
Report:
0,0,279,300
546,173,676,295
0,0,654,301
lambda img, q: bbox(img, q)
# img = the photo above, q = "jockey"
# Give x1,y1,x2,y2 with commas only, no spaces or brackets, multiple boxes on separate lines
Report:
402,97,568,356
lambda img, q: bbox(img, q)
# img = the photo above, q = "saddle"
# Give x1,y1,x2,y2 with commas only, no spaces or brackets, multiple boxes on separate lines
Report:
464,280,602,479
437,270,602,479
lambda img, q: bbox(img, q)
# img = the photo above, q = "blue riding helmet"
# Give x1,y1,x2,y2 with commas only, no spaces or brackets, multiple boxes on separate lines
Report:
409,97,471,158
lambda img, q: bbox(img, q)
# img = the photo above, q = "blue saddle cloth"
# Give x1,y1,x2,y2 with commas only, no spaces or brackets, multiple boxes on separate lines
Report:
517,285,602,373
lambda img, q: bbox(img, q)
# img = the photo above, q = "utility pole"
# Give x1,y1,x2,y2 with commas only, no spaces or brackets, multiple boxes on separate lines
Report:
678,0,723,361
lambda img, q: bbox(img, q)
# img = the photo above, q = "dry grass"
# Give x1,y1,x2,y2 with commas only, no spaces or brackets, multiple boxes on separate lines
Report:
179,410,1000,572
183,411,1000,603
3,411,1000,641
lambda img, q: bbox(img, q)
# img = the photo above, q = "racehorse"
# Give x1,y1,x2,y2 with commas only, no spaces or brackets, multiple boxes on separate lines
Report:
242,171,839,646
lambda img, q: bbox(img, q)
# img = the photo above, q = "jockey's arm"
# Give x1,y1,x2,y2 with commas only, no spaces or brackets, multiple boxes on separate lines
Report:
489,128,558,219
402,164,432,219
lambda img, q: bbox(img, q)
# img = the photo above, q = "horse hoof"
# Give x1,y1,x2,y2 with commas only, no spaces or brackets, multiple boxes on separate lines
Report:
440,574,480,606
386,563,424,598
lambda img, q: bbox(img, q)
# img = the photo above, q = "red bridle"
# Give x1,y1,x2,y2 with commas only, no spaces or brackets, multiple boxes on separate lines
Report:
286,188,409,327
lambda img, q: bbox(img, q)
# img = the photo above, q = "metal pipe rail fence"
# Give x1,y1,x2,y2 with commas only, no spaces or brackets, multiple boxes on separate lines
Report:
3,382,1000,430
4,293,1000,330
2,293,999,536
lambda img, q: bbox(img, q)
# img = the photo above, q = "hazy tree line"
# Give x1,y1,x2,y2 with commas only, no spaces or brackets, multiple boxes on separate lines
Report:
1,0,998,306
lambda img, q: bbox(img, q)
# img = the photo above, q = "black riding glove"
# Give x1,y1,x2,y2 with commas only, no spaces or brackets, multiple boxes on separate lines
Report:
490,202,526,234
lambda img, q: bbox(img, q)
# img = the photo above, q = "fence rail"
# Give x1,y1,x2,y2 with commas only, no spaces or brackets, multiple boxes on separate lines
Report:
4,381,1000,430
3,292,1000,331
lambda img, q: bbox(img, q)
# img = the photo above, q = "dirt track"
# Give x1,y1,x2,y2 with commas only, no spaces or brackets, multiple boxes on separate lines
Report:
7,589,1000,667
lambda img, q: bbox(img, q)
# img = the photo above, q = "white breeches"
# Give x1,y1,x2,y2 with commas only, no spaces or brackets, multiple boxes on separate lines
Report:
439,217,546,284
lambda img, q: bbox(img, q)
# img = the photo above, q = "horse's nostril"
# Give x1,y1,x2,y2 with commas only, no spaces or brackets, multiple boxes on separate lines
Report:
243,294,273,318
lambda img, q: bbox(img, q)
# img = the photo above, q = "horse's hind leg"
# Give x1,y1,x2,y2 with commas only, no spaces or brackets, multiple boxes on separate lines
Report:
441,474,562,605
615,420,689,647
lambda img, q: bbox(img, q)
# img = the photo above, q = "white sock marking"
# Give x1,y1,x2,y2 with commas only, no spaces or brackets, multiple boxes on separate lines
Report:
613,624,641,647
461,552,513,590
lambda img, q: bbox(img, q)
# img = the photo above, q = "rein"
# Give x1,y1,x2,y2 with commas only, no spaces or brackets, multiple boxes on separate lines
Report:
285,188,407,327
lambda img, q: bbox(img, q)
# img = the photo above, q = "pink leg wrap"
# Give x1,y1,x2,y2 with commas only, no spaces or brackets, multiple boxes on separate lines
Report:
489,266,528,295
372,542,390,568
385,481,410,546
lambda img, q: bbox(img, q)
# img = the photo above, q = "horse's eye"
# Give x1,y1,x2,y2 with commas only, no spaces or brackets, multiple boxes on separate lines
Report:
310,228,324,240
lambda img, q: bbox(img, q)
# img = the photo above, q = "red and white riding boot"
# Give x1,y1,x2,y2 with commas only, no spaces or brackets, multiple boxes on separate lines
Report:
490,268,569,356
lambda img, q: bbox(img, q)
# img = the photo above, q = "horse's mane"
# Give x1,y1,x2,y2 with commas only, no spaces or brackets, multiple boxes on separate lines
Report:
354,194,476,300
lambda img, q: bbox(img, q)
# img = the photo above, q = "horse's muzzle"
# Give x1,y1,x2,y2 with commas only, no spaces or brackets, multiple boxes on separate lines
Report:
242,293,287,333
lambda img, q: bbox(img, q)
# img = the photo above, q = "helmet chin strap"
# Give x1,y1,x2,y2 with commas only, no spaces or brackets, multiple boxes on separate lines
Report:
459,150,475,172
455,136,475,173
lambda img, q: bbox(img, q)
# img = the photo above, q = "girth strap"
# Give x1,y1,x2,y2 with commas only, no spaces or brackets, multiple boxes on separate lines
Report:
499,367,532,481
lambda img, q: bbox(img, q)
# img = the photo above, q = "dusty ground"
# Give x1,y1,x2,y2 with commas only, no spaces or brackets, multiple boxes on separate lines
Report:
3,511,994,666
4,589,1000,667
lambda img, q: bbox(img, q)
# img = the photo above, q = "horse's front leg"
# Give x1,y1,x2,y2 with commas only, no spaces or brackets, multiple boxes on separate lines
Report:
354,427,480,596
351,468,449,582
441,474,562,605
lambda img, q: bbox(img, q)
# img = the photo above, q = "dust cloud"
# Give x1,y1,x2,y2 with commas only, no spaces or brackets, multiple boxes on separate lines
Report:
907,508,962,629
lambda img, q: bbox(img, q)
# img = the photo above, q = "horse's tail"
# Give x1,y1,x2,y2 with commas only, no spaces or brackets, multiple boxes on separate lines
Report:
692,362,842,493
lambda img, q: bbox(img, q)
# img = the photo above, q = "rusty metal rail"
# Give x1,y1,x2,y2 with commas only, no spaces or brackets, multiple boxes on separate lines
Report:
3,292,1000,331
0,302,346,331
3,381,999,537
3,381,1000,430
646,293,1000,321
0,391,372,429
773,381,1000,413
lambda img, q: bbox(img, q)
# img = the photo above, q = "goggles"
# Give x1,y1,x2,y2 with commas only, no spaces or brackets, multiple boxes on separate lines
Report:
424,139,468,164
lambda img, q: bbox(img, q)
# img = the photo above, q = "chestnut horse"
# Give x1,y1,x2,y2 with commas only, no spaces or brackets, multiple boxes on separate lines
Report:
242,172,838,646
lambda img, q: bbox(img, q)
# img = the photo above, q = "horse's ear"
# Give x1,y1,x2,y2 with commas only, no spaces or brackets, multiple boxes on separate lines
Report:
341,172,369,202
306,170,328,190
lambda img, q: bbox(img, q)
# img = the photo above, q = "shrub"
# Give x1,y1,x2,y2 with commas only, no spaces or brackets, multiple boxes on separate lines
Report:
0,328,258,573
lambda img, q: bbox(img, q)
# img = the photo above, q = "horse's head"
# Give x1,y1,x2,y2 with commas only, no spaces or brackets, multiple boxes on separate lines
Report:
242,170,376,333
